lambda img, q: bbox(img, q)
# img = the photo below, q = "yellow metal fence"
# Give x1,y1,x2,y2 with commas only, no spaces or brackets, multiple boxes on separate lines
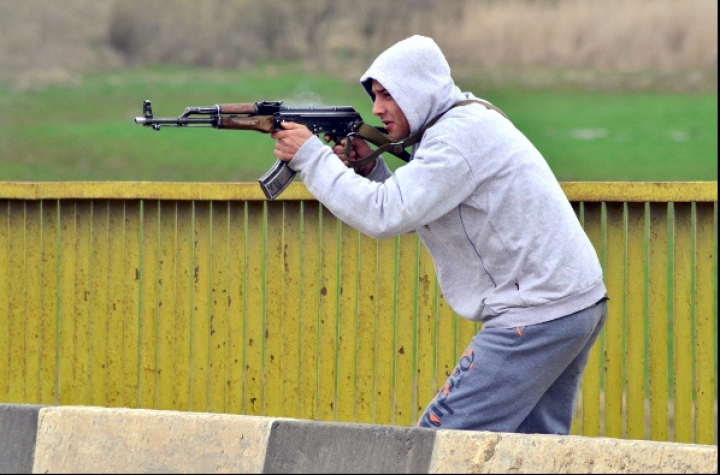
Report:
1,182,717,444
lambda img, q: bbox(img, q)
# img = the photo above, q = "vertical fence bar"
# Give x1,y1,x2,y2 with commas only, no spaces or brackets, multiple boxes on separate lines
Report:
673,202,694,443
191,201,211,413
416,245,437,425
106,200,126,408
395,233,418,426
23,202,41,405
174,201,193,412
298,201,321,421
410,238,420,427
155,201,176,410
581,202,604,437
281,201,303,419
317,205,339,422
122,201,141,409
694,202,716,444
137,200,159,409
76,200,93,406
57,201,74,406
338,221,359,422
89,201,109,408
39,200,60,405
208,201,229,414
0,201,8,403
374,235,396,425
6,201,25,404
244,201,265,416
569,203,583,437
625,202,646,440
9,201,26,403
225,201,247,416
434,269,457,408
648,202,670,441
356,232,378,423
264,202,284,417
604,202,625,438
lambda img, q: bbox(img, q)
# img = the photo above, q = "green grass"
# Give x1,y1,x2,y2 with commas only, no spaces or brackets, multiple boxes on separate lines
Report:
0,66,716,182
474,86,718,182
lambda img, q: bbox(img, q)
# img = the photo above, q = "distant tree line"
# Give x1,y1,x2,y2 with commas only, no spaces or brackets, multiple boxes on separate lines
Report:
106,0,717,71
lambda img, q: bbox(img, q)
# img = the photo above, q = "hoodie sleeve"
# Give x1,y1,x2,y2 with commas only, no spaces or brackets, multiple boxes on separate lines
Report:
289,130,477,239
365,157,393,183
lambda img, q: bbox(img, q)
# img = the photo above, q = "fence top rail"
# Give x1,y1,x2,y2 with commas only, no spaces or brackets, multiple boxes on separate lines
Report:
0,181,716,203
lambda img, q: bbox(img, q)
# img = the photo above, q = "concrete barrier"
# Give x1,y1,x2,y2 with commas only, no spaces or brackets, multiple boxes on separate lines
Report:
429,429,718,474
0,404,45,474
0,404,715,474
263,419,435,473
33,406,275,473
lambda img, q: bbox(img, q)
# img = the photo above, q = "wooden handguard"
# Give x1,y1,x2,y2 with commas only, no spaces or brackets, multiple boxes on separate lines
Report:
218,103,258,115
219,116,275,133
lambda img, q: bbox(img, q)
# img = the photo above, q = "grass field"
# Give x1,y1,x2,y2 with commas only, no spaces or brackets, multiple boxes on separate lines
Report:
0,66,716,183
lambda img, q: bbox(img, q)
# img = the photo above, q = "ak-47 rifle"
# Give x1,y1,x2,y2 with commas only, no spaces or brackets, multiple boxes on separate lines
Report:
134,100,410,200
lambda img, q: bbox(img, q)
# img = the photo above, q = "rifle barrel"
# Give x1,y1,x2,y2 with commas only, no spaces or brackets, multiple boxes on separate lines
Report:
135,117,216,126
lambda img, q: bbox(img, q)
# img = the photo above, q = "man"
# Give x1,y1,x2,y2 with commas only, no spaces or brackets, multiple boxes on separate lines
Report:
270,35,607,435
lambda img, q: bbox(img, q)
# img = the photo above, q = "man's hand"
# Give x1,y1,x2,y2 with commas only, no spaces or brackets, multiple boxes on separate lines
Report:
324,134,377,177
271,121,377,177
271,121,314,162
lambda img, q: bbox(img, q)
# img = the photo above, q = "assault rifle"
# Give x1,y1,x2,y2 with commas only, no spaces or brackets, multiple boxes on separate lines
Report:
134,100,410,200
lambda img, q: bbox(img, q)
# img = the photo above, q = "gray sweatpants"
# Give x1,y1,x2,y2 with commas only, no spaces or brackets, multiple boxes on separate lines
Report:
418,298,608,434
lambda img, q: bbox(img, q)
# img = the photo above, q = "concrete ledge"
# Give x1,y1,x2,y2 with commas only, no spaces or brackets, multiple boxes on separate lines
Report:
32,406,277,473
430,429,718,474
1,405,715,474
0,404,45,474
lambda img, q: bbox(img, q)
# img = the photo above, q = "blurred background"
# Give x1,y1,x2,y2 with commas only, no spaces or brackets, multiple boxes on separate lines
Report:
0,0,717,182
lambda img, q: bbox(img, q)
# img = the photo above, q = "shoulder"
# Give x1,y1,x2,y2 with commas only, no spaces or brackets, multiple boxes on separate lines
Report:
425,101,512,142
448,100,508,123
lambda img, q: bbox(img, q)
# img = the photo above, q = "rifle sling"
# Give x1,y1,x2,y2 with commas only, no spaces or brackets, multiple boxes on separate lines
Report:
345,99,508,169
351,122,412,162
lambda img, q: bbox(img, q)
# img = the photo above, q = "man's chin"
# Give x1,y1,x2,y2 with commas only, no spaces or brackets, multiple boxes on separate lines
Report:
386,129,402,142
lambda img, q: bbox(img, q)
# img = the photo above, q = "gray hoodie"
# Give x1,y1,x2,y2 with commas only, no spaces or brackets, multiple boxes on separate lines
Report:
289,35,607,328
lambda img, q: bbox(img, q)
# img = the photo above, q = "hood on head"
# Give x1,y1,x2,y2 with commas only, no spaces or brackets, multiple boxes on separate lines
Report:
360,35,464,135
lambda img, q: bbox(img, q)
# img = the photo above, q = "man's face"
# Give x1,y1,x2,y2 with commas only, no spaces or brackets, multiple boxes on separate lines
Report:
371,80,410,141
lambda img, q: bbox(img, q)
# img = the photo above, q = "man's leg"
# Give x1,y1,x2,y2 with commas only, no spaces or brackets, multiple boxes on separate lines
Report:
417,299,607,433
516,302,607,434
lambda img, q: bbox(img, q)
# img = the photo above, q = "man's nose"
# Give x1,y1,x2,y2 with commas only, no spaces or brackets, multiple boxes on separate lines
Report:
372,101,384,116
